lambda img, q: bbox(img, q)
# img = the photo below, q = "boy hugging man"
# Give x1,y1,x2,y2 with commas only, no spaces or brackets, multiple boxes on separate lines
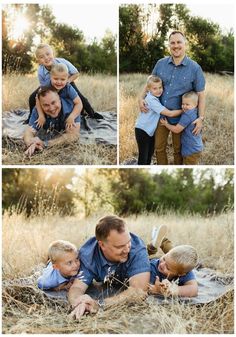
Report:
38,240,81,291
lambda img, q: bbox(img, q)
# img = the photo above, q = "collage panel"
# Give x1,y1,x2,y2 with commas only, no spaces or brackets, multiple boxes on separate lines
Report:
2,4,117,165
119,3,234,165
2,167,234,333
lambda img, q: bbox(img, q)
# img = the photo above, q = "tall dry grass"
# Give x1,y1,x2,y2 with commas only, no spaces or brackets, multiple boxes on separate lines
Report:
2,209,234,333
2,73,117,165
119,73,234,165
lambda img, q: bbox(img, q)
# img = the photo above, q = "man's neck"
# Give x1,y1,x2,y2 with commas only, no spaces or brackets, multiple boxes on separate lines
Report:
172,54,186,66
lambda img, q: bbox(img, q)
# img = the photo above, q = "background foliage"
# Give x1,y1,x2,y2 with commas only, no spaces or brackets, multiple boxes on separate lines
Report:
2,168,234,217
119,4,234,73
2,4,116,74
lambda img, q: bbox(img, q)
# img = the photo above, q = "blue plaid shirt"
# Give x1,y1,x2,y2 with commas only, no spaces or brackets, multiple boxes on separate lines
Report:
152,56,205,124
77,233,150,286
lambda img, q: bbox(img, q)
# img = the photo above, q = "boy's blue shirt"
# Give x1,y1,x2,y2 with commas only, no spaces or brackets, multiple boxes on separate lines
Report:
150,258,196,285
178,108,203,156
38,58,78,87
135,91,166,137
37,261,79,290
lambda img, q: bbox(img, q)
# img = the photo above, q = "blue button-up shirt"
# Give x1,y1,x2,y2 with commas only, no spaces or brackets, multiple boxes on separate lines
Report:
152,56,205,124
77,233,150,286
178,108,203,157
38,58,78,87
150,258,196,285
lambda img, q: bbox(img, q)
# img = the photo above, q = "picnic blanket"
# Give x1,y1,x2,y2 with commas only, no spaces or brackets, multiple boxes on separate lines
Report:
22,267,233,305
2,109,117,146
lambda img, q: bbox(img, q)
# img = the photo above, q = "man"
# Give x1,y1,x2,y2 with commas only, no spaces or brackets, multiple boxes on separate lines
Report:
69,215,150,319
139,31,205,164
23,86,82,156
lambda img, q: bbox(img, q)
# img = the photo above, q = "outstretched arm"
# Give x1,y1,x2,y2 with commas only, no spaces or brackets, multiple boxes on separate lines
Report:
160,118,184,134
65,96,83,129
23,127,44,156
68,72,79,83
161,108,182,117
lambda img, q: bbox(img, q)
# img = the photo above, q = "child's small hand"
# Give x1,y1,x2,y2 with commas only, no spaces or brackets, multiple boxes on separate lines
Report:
148,276,165,295
160,118,168,126
66,115,76,129
35,115,46,128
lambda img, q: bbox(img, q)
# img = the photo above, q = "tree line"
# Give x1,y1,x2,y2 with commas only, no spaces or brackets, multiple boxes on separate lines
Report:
119,4,234,73
2,4,116,75
2,168,234,218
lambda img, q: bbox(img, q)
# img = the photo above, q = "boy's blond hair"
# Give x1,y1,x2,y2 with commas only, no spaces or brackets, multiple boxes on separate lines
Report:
182,91,198,106
167,245,198,274
146,75,162,88
35,43,54,58
48,240,78,264
50,63,69,76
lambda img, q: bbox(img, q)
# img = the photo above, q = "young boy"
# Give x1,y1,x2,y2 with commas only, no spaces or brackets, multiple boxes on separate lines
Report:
148,245,198,297
37,240,80,291
28,43,95,123
35,64,83,129
160,91,203,165
135,75,182,165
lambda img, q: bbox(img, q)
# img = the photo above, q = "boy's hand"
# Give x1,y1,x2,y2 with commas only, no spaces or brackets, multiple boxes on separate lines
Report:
148,276,167,295
35,115,46,128
66,115,76,129
160,118,168,126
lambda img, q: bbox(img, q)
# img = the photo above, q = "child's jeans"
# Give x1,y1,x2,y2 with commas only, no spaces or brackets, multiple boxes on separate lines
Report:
135,128,155,165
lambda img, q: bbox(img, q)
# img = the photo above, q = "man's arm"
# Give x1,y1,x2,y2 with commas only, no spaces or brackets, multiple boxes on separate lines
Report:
46,124,80,148
160,118,184,134
23,126,44,156
104,272,150,306
192,90,205,135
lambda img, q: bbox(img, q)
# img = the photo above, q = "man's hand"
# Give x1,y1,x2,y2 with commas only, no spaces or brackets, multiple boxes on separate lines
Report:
160,118,168,126
192,118,203,135
24,137,44,156
139,99,148,113
69,295,98,320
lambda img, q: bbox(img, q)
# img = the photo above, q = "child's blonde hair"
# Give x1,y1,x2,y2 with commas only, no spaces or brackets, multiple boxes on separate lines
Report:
167,245,198,274
50,63,69,76
146,75,162,88
35,43,54,58
182,91,198,106
48,240,78,264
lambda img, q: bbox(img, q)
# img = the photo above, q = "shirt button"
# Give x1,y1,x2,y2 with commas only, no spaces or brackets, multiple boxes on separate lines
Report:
167,92,169,94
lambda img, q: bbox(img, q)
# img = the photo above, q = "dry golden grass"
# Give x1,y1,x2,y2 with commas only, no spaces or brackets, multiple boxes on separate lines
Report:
2,73,117,165
2,210,234,333
119,73,234,165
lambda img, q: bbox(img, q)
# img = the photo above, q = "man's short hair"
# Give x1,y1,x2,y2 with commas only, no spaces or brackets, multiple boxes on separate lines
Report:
48,240,78,264
95,215,126,241
167,245,198,274
168,31,186,40
37,86,59,100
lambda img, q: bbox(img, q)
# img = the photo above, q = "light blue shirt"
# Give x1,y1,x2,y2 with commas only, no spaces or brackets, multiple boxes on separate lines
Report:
150,258,196,285
37,261,79,290
152,56,205,124
178,108,203,157
135,91,166,137
78,233,150,286
38,58,78,87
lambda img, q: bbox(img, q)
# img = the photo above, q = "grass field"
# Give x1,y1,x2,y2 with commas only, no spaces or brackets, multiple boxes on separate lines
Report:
119,73,234,165
2,210,234,334
2,73,117,165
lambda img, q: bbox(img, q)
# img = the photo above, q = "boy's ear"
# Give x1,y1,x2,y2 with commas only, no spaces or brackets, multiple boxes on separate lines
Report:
52,263,59,270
